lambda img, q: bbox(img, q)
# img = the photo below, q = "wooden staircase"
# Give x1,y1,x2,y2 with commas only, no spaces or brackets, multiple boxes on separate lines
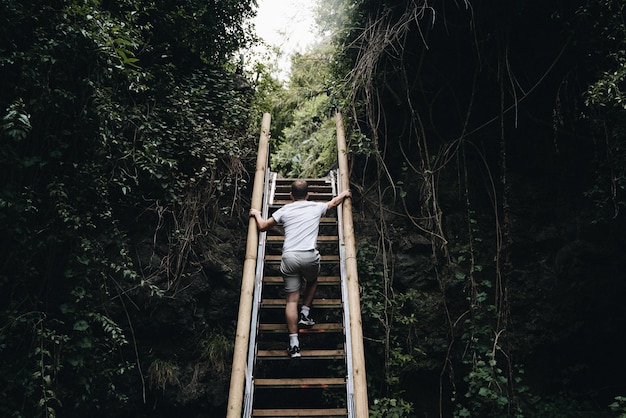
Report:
227,112,368,418
248,176,350,417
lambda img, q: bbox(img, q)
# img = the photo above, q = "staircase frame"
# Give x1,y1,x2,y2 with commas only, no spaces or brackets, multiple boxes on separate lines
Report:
227,112,368,417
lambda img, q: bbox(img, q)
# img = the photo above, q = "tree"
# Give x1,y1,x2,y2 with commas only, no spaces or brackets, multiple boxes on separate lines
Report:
0,0,258,415
271,45,340,177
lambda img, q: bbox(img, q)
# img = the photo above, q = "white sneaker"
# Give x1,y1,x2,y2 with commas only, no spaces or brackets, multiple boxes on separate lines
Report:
288,345,301,358
298,313,315,326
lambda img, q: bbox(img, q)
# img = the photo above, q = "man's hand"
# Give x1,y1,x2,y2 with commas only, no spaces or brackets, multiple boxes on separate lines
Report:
249,209,276,231
327,189,352,210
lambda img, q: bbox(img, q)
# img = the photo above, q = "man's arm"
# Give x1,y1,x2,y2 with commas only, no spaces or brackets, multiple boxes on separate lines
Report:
249,208,277,231
326,189,352,211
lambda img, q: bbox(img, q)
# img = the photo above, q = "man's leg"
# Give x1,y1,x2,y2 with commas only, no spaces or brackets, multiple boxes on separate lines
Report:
281,255,303,357
285,290,300,335
301,277,318,308
285,290,301,358
299,253,320,325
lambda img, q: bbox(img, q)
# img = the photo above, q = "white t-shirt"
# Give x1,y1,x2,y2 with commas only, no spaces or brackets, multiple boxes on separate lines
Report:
271,200,327,253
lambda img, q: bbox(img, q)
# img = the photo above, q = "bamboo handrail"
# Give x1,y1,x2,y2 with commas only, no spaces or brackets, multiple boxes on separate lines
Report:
336,112,369,417
226,113,271,418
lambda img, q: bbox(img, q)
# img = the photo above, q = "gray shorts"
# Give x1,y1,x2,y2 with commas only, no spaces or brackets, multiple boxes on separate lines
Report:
280,250,321,293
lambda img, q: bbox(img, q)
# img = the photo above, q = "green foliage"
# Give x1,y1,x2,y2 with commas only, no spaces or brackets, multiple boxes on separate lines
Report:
447,207,523,417
200,332,234,375
578,0,626,221
249,2,358,177
357,242,425,405
140,0,256,67
270,45,339,177
273,94,337,177
454,353,522,418
610,396,626,418
519,393,613,418
2,99,31,141
370,397,414,418
0,0,257,415
580,1,626,110
147,359,180,393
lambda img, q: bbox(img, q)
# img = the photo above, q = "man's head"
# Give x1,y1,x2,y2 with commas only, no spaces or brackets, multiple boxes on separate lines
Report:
291,180,309,200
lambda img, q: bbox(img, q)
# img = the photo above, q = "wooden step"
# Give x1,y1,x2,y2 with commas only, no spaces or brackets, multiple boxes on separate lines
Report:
321,217,338,226
274,187,333,193
263,276,340,285
259,323,343,333
264,254,340,264
272,199,332,206
261,216,334,225
261,298,342,308
273,192,335,202
257,349,345,359
274,178,331,185
252,408,348,417
274,182,331,188
254,377,345,388
274,183,332,190
262,212,338,225
266,235,338,243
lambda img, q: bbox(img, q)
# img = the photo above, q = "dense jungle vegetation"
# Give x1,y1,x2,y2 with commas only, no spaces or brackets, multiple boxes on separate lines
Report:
1,0,626,416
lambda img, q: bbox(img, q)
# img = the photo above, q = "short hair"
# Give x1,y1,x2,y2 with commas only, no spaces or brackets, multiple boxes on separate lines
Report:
291,180,308,199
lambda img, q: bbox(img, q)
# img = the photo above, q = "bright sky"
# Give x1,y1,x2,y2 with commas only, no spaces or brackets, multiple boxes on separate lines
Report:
253,0,317,80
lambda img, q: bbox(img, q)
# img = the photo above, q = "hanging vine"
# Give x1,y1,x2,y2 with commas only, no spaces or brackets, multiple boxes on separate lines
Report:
340,0,525,415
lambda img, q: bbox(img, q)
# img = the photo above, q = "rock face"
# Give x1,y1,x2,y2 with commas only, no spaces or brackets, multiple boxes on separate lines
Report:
113,213,246,416
343,128,626,413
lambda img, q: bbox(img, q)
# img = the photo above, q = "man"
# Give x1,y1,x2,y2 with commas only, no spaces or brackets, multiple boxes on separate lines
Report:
250,179,352,358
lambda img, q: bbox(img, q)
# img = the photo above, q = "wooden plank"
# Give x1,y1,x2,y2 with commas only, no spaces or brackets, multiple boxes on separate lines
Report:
254,377,345,388
264,255,339,263
261,299,342,308
273,198,333,205
274,182,330,187
272,193,333,200
262,216,336,226
252,408,348,417
274,187,333,192
273,193,335,201
257,349,345,359
263,276,340,284
274,183,331,189
275,178,330,185
259,323,343,332
266,235,338,242
274,180,330,186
